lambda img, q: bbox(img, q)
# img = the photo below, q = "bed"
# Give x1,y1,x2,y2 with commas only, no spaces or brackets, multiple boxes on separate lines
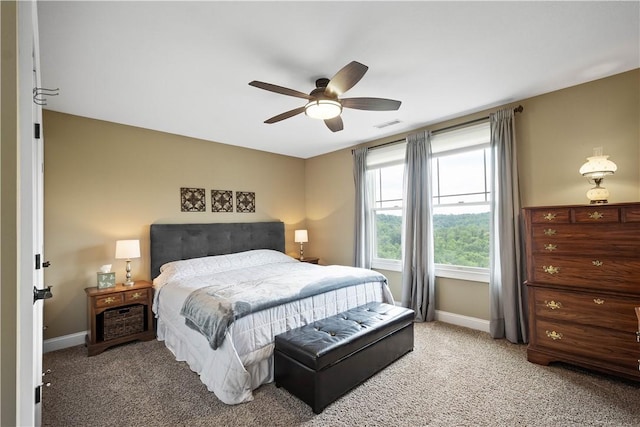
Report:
150,222,394,405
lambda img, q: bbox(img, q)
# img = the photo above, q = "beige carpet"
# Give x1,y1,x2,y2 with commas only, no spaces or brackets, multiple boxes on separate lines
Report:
43,321,640,426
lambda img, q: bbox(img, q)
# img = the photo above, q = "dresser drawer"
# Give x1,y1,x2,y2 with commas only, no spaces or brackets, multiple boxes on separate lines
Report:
530,223,640,257
94,293,125,308
124,289,149,303
573,206,620,223
531,288,640,332
622,205,640,223
534,319,639,376
531,255,640,292
529,208,571,224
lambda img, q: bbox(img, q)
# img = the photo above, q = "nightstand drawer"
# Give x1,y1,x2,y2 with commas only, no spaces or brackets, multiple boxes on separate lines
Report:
125,289,149,303
94,293,124,308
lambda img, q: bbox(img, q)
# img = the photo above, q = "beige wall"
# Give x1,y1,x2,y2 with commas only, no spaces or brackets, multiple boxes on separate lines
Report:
42,111,307,339
1,1,18,424
42,69,639,340
305,69,640,320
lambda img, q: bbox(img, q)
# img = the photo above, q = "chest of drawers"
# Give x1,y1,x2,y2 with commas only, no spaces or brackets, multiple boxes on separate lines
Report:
523,202,640,381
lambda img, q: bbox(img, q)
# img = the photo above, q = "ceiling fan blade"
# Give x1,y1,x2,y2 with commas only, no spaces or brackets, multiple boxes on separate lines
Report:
324,116,344,132
326,61,368,96
341,97,402,111
249,81,312,100
264,106,306,124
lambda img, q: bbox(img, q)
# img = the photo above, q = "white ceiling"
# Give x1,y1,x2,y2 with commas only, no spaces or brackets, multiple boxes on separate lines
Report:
38,1,639,159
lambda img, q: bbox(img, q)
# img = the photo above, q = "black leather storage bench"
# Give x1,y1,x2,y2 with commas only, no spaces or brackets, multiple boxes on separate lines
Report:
274,302,414,414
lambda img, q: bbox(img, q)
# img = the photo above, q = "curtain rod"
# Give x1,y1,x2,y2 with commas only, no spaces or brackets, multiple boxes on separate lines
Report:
360,104,524,152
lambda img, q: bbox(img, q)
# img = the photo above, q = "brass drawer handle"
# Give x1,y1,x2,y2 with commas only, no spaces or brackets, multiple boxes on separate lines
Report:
543,229,556,236
546,330,563,340
592,260,603,267
588,211,604,220
130,292,142,299
543,265,559,275
544,300,562,310
543,213,557,221
593,298,605,305
544,244,557,251
103,297,116,304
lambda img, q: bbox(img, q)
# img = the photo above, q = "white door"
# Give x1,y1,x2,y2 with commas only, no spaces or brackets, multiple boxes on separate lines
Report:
17,1,48,425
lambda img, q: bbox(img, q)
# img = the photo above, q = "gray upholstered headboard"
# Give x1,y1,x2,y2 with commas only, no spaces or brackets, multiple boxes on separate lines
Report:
149,222,285,279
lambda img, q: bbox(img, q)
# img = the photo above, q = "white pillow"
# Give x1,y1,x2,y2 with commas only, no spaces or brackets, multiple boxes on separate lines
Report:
157,249,295,283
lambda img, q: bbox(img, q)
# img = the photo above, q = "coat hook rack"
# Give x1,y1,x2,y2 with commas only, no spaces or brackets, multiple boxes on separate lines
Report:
33,87,59,106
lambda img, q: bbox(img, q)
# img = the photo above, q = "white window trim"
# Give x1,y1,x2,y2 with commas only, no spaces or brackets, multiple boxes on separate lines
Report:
371,259,489,284
371,258,402,271
435,264,489,283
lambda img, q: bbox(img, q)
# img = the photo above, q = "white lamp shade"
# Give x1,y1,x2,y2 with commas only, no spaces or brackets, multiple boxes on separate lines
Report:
294,230,308,243
115,239,140,259
579,154,617,178
304,100,342,120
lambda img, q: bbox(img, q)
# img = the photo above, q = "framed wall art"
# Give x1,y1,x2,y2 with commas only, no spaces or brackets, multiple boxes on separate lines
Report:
180,187,206,212
211,190,233,212
236,191,255,213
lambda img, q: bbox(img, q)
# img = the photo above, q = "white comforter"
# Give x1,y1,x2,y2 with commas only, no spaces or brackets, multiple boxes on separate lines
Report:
153,250,394,405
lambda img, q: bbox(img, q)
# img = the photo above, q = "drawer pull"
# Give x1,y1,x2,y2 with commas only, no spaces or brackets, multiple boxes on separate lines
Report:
103,297,116,304
588,211,604,220
593,298,605,305
543,213,557,221
592,260,603,267
543,228,556,236
543,265,559,275
546,330,563,340
544,300,562,310
544,244,557,252
636,332,640,343
130,292,143,299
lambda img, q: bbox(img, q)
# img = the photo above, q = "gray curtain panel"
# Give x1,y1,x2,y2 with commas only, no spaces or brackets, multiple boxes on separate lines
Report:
401,131,435,322
352,147,373,269
489,108,528,343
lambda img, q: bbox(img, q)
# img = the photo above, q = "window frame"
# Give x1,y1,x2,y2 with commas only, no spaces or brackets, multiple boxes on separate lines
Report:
431,124,491,282
366,121,491,283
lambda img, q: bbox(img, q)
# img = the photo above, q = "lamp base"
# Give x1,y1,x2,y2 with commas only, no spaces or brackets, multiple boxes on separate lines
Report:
123,280,135,286
589,199,608,205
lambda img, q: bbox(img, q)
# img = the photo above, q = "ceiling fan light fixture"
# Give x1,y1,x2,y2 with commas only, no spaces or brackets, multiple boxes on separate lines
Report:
304,99,342,120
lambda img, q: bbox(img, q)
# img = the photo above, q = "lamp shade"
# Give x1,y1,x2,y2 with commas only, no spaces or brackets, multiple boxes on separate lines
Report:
115,239,140,259
304,99,342,120
294,230,308,243
579,149,617,179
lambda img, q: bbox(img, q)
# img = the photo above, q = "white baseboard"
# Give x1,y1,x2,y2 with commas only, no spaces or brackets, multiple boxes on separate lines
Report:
43,331,87,353
435,310,490,333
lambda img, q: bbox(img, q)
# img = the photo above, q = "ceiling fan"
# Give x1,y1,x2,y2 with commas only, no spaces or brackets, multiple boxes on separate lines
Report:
249,61,401,132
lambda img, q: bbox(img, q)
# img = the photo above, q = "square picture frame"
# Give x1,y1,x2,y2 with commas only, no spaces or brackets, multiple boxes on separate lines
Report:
236,191,255,213
212,190,233,212
180,187,206,212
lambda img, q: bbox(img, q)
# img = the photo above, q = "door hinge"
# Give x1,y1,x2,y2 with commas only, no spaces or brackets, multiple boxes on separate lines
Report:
35,253,41,270
34,123,41,139
35,384,41,404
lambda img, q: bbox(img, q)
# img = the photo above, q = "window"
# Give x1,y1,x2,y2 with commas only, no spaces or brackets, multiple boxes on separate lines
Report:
432,122,491,282
367,143,405,270
372,164,403,268
366,122,491,281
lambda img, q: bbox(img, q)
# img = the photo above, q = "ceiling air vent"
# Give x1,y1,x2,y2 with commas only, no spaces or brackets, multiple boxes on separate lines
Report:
374,119,402,129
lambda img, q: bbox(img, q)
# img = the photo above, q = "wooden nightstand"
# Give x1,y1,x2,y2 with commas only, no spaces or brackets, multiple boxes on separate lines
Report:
296,257,319,264
84,280,155,356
